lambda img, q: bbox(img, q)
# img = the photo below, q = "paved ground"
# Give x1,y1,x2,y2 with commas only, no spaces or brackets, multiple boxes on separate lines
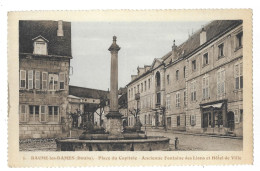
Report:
19,129,243,151
20,139,57,151
146,129,243,151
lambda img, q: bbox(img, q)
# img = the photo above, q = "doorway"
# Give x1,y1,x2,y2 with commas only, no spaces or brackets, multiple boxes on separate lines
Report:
227,111,235,131
167,117,171,129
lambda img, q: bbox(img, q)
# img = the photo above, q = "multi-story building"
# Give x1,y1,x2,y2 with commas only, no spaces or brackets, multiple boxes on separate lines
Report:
164,43,187,131
126,20,243,137
183,20,243,136
126,53,171,128
19,20,72,139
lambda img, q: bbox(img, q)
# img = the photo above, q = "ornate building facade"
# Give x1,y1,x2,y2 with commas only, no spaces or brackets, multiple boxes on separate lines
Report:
127,20,243,136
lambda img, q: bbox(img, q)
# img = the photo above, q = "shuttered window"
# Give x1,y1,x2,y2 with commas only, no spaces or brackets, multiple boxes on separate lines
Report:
202,75,210,99
184,90,186,106
191,80,196,101
175,92,180,107
235,62,243,90
166,95,171,110
28,70,33,89
40,106,47,122
42,72,48,90
217,69,225,97
35,71,40,89
190,114,196,126
59,72,65,90
20,70,26,89
19,105,27,122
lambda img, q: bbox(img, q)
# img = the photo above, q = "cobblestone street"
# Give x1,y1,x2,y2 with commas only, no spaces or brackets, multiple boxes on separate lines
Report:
146,129,243,151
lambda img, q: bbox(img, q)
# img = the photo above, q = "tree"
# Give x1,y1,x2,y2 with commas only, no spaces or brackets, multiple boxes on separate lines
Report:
94,95,109,127
129,107,140,124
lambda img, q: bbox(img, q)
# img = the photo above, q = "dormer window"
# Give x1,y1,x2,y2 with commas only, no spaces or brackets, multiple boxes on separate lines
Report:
32,35,49,55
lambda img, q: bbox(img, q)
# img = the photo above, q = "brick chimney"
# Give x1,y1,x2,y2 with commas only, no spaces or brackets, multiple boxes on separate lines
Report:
171,40,177,61
57,20,64,36
200,27,206,45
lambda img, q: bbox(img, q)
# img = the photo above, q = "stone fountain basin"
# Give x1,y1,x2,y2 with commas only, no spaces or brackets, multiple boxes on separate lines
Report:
56,136,170,151
79,132,147,140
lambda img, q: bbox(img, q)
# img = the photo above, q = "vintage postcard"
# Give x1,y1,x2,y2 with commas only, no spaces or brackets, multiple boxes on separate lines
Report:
8,10,253,167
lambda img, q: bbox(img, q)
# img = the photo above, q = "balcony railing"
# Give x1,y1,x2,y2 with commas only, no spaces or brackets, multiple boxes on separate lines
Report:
156,103,161,108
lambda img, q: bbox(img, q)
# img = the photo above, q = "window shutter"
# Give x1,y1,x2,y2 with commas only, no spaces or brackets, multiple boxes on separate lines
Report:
54,74,58,90
39,105,42,122
234,64,239,78
35,71,40,89
26,105,29,122
222,70,225,94
42,72,48,90
46,106,49,122
40,105,47,122
58,107,60,122
217,72,221,96
19,105,24,122
20,70,26,88
235,109,240,123
59,72,65,90
240,63,243,76
206,77,209,98
28,70,33,89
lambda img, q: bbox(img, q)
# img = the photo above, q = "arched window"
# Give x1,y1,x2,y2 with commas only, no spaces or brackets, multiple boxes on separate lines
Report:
176,70,179,80
156,72,160,88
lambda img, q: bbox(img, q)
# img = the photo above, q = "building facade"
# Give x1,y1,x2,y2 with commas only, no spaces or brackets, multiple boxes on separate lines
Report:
19,20,72,139
68,85,109,129
126,20,243,136
118,88,128,127
127,53,171,128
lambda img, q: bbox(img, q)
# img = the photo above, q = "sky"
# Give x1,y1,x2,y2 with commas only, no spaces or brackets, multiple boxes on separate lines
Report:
70,21,209,91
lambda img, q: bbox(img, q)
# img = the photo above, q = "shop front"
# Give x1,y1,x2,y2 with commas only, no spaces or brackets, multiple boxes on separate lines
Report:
200,100,233,135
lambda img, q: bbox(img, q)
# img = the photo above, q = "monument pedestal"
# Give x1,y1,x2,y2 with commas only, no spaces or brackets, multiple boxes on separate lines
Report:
106,111,124,139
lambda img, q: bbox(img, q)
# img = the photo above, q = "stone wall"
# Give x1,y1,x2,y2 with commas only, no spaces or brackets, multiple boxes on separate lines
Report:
19,55,71,139
19,124,62,139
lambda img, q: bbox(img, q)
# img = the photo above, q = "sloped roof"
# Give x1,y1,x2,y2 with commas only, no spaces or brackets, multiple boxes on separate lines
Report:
126,20,242,87
174,20,242,60
118,93,127,109
69,85,109,100
19,20,72,57
126,51,171,86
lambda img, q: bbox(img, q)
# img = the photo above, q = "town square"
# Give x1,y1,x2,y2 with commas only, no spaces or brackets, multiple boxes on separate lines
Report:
18,19,244,151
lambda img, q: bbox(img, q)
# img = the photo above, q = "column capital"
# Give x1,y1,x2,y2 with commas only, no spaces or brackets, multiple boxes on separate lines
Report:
108,36,121,52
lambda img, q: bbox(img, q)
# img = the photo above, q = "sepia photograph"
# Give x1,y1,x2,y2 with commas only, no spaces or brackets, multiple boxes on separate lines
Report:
18,19,243,151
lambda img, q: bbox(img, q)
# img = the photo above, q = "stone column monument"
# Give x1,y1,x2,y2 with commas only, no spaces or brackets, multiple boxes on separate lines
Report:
106,36,123,139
